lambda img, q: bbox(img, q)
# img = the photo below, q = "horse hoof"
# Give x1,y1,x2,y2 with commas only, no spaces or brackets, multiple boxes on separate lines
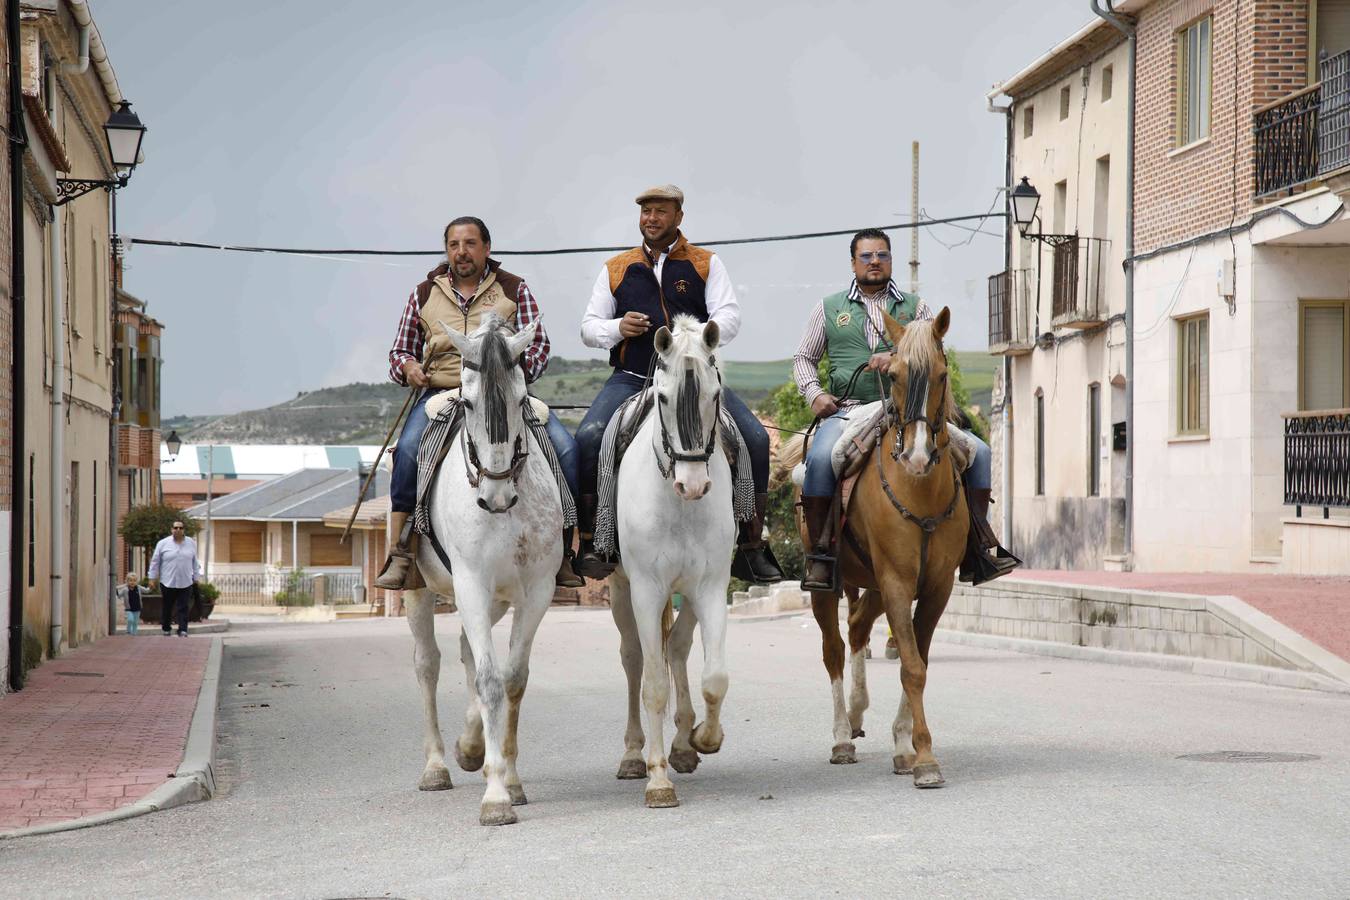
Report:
851,728,865,740
616,758,648,780
508,784,528,806
912,762,945,788
893,754,916,775
669,748,700,774
454,744,485,773
479,801,518,826
417,766,453,791
645,786,679,808
830,742,857,765
689,723,722,755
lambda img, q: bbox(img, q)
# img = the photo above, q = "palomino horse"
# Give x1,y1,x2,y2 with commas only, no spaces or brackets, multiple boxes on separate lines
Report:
796,308,968,787
610,315,735,808
403,314,563,826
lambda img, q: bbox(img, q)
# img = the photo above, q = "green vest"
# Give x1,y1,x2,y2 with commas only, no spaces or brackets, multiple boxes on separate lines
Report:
822,289,920,403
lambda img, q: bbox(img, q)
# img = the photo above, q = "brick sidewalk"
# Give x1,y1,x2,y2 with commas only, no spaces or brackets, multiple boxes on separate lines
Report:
0,635,210,833
1012,571,1350,663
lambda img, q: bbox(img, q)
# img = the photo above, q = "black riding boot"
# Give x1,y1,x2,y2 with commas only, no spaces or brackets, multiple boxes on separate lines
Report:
574,494,616,580
555,527,584,587
731,492,785,584
800,495,836,592
958,487,1021,585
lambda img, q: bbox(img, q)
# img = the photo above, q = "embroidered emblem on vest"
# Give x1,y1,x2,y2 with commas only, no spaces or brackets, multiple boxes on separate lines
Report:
674,279,689,294
835,311,852,328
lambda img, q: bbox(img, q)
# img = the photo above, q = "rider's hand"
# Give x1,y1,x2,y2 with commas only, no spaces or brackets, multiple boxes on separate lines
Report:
865,352,893,373
618,311,651,339
811,393,839,418
403,360,430,389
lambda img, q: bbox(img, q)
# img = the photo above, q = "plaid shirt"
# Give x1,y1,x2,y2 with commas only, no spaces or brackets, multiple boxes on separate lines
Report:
388,268,550,385
793,278,933,408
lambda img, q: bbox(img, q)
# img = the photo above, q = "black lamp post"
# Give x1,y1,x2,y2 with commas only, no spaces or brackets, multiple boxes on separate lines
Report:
164,430,182,462
1009,176,1077,247
54,100,147,205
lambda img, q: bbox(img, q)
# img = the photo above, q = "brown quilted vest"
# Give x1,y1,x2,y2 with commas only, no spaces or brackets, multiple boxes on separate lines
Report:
416,260,521,389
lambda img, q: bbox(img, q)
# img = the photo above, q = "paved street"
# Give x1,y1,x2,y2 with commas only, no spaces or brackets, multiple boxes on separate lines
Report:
2,609,1348,899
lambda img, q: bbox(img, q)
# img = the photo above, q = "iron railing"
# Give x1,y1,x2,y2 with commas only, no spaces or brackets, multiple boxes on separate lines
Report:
988,268,1035,350
1283,408,1350,516
1254,49,1350,196
1050,237,1108,326
1320,48,1350,175
207,569,366,606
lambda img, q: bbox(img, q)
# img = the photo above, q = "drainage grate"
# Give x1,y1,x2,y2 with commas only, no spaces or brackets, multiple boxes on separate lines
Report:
1178,751,1320,763
55,671,104,677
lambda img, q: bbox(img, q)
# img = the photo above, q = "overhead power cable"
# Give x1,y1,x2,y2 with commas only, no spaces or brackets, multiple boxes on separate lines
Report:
126,212,1007,258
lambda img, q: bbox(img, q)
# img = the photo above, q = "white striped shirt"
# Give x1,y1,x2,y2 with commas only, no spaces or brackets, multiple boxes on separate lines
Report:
793,278,932,407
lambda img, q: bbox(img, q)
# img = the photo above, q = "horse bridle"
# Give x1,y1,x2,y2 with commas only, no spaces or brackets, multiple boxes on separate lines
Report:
458,358,530,489
888,363,946,471
653,358,722,481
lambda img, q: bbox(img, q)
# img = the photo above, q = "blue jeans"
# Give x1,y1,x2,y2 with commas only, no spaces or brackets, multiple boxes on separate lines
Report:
575,371,770,496
802,413,993,497
391,388,579,513
125,610,141,635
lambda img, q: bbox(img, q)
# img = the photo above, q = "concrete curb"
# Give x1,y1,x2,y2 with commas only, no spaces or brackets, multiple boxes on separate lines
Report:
2,637,223,840
927,627,1350,694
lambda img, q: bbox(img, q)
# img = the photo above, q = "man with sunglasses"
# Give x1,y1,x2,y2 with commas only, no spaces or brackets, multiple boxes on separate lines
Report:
793,229,1016,591
147,520,200,636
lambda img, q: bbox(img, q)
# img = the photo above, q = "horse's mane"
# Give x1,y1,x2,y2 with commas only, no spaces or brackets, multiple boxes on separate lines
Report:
894,318,956,424
475,314,517,444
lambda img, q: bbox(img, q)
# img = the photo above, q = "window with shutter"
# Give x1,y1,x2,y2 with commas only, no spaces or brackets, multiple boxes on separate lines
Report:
1300,300,1350,410
229,531,264,564
1177,314,1210,435
310,534,351,567
1176,17,1212,145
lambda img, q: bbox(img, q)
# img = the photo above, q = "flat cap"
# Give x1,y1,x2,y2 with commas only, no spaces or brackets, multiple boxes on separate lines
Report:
635,184,684,206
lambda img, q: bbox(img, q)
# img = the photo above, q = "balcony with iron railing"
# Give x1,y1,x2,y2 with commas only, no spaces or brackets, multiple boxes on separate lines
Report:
987,268,1035,355
1283,408,1350,518
1050,235,1109,330
1255,48,1350,197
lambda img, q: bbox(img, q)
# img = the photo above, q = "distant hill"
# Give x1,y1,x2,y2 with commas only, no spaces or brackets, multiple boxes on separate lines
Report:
165,353,994,445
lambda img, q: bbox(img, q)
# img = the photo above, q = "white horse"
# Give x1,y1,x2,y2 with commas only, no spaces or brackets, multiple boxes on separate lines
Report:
403,314,562,827
610,315,735,808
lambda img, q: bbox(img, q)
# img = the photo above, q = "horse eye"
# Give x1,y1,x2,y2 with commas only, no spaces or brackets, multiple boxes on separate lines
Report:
658,394,669,405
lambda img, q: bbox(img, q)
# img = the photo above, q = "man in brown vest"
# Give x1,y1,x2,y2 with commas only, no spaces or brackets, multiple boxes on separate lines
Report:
376,216,582,590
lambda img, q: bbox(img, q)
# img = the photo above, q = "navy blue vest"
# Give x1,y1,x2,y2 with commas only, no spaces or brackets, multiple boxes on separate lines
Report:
605,236,712,375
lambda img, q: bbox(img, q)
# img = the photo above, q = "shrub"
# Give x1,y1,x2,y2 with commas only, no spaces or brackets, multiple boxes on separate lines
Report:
196,582,220,603
119,504,200,551
274,568,314,607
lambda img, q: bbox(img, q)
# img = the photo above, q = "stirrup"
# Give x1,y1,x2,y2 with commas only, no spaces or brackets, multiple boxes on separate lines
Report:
801,550,839,593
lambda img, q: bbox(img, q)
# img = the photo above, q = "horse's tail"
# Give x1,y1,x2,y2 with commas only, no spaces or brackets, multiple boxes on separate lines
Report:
771,433,805,488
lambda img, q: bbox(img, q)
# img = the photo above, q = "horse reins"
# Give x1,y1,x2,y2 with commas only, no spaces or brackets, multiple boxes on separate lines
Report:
653,359,722,481
459,357,530,488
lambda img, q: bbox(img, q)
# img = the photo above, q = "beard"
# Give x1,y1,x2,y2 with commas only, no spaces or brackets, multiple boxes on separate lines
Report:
856,270,888,288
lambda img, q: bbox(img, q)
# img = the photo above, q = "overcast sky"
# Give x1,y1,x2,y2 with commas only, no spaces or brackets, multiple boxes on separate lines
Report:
98,0,1094,416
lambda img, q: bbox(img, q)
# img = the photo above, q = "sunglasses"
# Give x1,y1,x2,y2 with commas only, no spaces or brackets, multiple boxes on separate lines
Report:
856,251,892,263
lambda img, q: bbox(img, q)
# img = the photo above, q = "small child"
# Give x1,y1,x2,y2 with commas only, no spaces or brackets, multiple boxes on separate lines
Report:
122,573,143,635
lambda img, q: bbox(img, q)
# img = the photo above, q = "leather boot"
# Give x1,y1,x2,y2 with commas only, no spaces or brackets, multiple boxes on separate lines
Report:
800,495,836,592
731,492,785,584
574,494,616,580
376,511,421,590
959,487,1021,585
555,527,584,588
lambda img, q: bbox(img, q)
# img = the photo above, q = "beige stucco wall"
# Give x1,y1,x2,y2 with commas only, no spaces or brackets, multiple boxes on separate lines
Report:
1001,41,1131,568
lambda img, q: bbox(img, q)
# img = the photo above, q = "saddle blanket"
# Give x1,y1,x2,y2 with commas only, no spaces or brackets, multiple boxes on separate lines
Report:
413,389,576,537
791,401,977,487
594,391,755,560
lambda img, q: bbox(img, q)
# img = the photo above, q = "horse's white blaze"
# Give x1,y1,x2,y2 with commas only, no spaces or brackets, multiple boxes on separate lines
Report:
613,316,734,806
409,316,562,824
903,420,932,475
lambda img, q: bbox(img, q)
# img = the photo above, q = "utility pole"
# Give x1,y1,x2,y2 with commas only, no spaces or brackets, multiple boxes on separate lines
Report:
910,141,920,293
204,444,213,582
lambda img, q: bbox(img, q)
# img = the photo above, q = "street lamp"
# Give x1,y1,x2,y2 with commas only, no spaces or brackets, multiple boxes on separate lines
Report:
55,100,147,205
1009,176,1077,247
165,429,182,461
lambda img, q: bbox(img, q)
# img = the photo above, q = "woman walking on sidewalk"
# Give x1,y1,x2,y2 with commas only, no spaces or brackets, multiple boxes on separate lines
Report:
148,521,200,637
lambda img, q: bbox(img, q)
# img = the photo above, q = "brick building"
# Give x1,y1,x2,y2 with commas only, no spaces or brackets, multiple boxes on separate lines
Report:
1,0,15,692
113,283,163,583
989,0,1350,574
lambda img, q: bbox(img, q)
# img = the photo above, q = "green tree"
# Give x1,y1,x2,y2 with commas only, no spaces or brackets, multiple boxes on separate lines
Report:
118,503,199,552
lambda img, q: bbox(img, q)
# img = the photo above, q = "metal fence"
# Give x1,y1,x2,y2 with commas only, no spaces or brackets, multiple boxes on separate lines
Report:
988,268,1036,349
209,570,366,606
1255,85,1320,197
1050,237,1107,325
1319,49,1350,176
1283,409,1350,516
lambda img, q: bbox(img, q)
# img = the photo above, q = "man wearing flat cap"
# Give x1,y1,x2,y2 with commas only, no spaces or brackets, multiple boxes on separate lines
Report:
573,185,783,584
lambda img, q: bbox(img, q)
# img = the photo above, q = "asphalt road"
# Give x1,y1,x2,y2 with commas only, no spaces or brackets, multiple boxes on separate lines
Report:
3,609,1348,899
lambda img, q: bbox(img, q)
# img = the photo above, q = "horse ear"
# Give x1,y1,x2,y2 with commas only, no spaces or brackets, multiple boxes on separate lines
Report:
881,310,906,349
437,320,472,357
934,306,951,339
701,320,720,351
505,321,537,360
653,325,673,355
